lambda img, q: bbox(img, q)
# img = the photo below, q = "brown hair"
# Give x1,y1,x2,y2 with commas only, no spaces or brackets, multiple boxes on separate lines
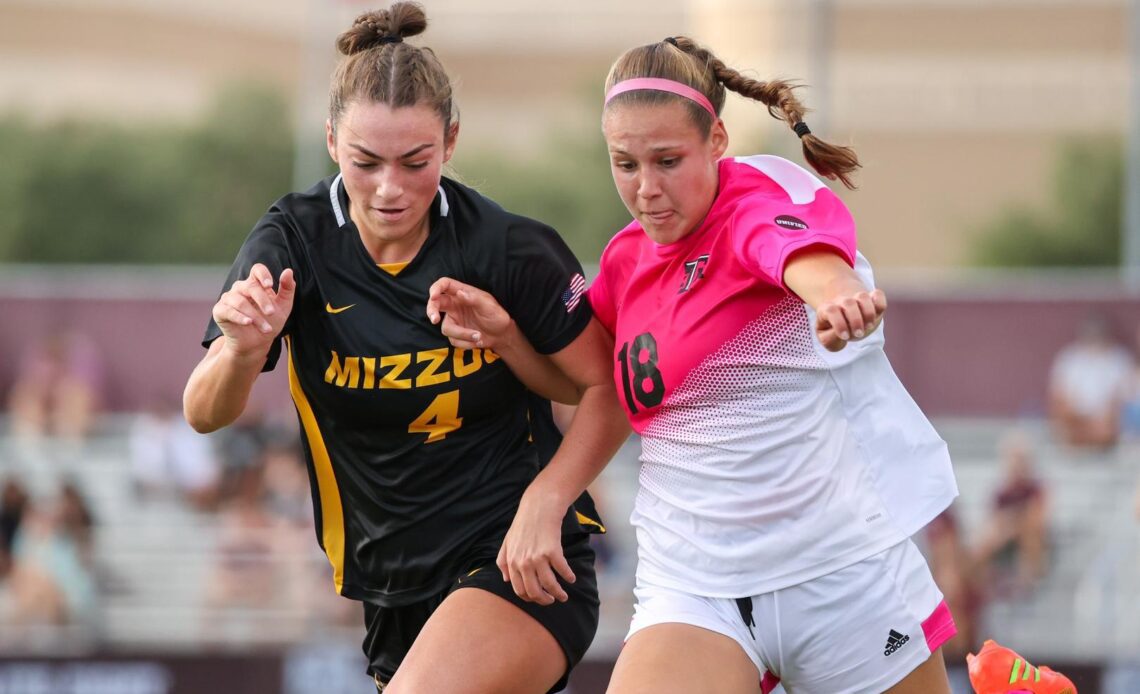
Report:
604,38,860,189
329,3,454,138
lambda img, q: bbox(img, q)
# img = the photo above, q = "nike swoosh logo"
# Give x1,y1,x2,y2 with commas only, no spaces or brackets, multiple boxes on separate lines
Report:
325,303,356,314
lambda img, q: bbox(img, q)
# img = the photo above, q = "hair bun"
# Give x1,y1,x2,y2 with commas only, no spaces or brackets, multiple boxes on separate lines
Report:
336,2,428,56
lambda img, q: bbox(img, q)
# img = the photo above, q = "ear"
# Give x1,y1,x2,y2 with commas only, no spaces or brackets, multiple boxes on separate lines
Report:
442,121,460,163
325,119,338,163
709,118,729,159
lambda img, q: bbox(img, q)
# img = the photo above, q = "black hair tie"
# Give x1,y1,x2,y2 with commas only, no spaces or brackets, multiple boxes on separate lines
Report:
663,37,679,47
794,121,811,138
376,35,403,45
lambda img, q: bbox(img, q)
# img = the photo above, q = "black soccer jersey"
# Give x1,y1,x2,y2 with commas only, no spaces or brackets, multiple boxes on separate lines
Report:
203,174,600,606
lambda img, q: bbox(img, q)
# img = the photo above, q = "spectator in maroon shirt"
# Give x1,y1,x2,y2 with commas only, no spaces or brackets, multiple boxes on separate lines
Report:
973,432,1049,596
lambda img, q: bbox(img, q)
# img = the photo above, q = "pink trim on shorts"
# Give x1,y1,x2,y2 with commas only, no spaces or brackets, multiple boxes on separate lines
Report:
760,671,782,694
921,600,957,653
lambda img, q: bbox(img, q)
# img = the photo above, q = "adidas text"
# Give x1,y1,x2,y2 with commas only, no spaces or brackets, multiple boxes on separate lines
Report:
884,630,910,656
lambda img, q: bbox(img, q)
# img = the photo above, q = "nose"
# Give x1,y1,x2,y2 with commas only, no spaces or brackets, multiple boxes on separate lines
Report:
374,167,403,201
636,169,663,200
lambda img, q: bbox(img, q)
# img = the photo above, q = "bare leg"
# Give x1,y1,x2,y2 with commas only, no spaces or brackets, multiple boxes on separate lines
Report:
385,587,567,694
607,623,761,694
884,648,951,694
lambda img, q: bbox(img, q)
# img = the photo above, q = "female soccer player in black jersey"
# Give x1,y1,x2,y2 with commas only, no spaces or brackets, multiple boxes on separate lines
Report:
182,4,628,692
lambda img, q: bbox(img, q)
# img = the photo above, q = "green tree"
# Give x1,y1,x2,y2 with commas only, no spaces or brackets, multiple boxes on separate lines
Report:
452,131,630,264
0,83,293,264
973,138,1123,267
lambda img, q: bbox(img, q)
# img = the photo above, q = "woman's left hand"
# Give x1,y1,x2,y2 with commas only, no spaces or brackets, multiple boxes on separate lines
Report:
814,287,887,351
426,277,512,350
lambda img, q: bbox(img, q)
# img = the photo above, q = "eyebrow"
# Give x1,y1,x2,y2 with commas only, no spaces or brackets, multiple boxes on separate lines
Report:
350,143,434,159
609,144,684,155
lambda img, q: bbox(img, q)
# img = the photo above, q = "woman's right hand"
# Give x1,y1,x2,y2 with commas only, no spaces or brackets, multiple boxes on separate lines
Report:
212,264,296,359
497,484,576,606
426,276,513,350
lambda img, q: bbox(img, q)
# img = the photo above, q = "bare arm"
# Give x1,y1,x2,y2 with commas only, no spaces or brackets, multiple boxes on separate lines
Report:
184,264,296,433
496,318,630,604
783,249,887,351
184,338,267,433
427,276,631,603
427,277,582,404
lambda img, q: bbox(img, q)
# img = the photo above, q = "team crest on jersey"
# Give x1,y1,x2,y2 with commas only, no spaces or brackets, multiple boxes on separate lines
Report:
679,254,710,293
774,215,809,231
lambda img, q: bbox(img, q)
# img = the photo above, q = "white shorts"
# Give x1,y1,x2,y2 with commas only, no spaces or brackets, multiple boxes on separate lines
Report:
626,539,956,694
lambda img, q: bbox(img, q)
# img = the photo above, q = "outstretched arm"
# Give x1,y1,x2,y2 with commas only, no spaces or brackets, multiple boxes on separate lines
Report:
783,249,886,351
184,264,296,432
427,277,582,404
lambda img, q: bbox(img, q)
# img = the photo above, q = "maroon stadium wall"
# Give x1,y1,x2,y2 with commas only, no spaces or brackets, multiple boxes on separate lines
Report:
0,268,1137,417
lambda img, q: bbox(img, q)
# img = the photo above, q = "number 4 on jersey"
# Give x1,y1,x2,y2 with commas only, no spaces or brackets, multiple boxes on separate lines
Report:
409,390,463,443
617,333,665,413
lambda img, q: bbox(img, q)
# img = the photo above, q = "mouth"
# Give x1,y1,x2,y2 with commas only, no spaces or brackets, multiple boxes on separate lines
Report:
372,206,408,221
642,210,674,224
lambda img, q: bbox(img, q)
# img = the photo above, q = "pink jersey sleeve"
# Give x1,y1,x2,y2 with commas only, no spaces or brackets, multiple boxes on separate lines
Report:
731,185,856,290
587,240,622,334
586,268,617,334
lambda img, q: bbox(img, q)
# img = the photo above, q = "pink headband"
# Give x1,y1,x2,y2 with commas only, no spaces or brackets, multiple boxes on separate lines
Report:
604,78,717,118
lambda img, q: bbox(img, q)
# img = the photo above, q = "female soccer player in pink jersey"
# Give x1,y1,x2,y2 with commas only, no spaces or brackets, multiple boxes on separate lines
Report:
429,36,959,694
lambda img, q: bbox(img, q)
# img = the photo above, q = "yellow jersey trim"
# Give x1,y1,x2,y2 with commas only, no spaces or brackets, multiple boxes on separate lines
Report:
576,511,606,533
286,336,347,593
378,262,409,276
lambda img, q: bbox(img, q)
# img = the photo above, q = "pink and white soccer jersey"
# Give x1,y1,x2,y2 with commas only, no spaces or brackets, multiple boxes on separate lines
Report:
588,155,958,597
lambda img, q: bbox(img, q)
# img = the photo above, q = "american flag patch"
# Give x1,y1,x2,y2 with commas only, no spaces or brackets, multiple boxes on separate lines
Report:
561,273,586,312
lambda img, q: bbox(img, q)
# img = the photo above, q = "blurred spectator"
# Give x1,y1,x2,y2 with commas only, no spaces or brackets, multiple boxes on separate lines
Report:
260,436,311,526
973,432,1050,596
924,507,983,676
1048,314,1133,450
201,463,278,639
0,477,30,579
214,407,272,501
129,399,221,511
0,492,98,628
57,479,96,567
6,331,106,442
203,438,357,640
257,438,346,630
1120,323,1140,443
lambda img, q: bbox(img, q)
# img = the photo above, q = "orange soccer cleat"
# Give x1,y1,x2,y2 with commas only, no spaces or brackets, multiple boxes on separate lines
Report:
966,640,1076,694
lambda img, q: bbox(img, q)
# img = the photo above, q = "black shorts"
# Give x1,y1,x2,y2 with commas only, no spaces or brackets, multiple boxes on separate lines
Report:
361,533,599,693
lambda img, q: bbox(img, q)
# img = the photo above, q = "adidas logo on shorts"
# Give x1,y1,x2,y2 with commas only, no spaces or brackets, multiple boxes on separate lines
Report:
884,629,910,656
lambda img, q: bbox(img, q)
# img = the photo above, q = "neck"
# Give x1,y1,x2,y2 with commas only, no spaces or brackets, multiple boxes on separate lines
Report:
355,208,432,265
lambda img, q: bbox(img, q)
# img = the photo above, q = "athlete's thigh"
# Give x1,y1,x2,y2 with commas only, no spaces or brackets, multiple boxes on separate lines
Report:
384,587,565,694
883,649,950,694
608,623,761,694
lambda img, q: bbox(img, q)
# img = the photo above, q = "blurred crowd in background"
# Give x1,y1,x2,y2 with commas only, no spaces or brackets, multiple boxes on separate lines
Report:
1,0,1139,691
1,312,1139,665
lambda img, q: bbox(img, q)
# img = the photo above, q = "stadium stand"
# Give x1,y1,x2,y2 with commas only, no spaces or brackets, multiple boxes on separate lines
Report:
2,417,1138,668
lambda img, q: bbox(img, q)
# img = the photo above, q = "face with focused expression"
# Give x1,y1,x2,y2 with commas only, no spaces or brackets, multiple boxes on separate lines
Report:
327,101,457,263
603,100,728,245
